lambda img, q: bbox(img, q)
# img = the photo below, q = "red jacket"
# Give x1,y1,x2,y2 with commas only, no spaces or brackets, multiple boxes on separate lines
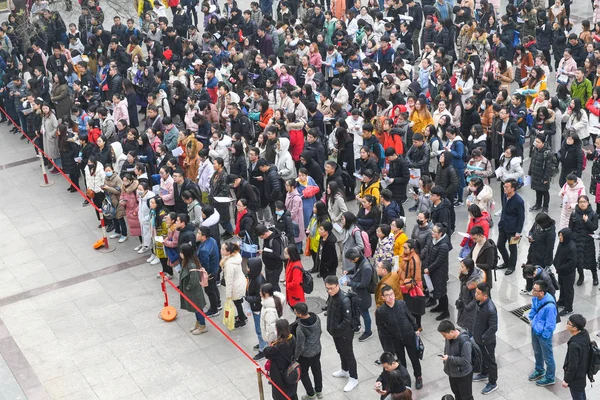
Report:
380,131,404,156
586,97,600,117
285,260,305,306
288,129,304,161
460,212,490,248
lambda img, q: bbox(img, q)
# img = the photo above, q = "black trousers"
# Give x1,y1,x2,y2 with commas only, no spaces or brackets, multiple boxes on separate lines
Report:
449,371,474,400
333,335,358,379
535,190,549,208
265,266,282,292
113,217,128,236
159,257,173,275
299,353,323,396
381,336,422,377
205,276,221,312
479,342,498,385
558,272,575,312
92,192,105,221
497,229,518,270
233,298,246,322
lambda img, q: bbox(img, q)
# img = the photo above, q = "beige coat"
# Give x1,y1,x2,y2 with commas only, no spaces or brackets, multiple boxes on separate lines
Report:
222,252,246,300
42,113,59,159
50,83,72,120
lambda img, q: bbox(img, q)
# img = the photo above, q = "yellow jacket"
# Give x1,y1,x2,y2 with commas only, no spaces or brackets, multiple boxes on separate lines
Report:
359,179,381,204
393,230,408,257
409,110,434,134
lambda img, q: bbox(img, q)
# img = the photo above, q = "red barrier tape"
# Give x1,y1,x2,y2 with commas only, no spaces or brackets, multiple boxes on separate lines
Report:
160,273,292,400
0,107,110,249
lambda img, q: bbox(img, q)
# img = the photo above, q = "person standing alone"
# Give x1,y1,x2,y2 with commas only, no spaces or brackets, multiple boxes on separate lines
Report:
528,280,558,387
471,282,498,395
563,314,590,400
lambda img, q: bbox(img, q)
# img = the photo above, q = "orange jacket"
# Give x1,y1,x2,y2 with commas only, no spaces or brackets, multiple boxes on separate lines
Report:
380,131,404,156
259,108,274,129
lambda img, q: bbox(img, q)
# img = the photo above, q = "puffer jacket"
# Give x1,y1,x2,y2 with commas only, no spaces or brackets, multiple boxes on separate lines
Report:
222,252,246,301
527,222,556,267
456,267,486,330
472,298,498,345
443,330,473,378
569,204,598,271
529,293,557,339
563,329,591,391
294,312,322,359
275,137,296,180
553,228,577,276
260,291,286,343
375,300,418,342
424,233,452,298
326,290,353,338
347,256,373,311
435,151,459,199
528,144,553,192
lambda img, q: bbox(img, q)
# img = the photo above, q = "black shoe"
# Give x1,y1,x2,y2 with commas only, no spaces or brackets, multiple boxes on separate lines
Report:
106,224,115,233
415,376,423,390
577,276,584,286
435,311,450,321
529,205,542,211
221,232,233,240
68,187,77,192
559,309,573,317
430,305,443,313
594,279,599,286
234,318,247,328
496,264,507,270
253,351,265,361
408,206,418,212
542,207,549,214
425,297,437,307
321,305,327,311
309,268,318,274
374,359,382,366
20,135,26,140
505,269,514,276
253,344,260,350
556,300,564,307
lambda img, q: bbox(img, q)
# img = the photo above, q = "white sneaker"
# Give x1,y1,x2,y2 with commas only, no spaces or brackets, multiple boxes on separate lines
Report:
343,378,359,392
119,236,128,243
134,244,142,251
138,246,150,254
332,370,350,378
109,233,120,239
150,257,160,265
147,254,156,263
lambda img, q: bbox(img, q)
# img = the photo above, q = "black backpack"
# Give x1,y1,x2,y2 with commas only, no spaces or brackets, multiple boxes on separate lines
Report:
458,334,483,373
587,341,600,383
486,239,499,281
341,170,356,198
345,292,362,332
367,264,378,294
293,265,314,294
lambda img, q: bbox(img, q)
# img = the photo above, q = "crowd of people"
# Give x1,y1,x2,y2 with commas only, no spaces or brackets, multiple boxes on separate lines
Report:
7,0,600,398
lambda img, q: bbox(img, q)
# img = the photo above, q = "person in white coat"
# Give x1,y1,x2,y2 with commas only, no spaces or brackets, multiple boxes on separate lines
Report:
136,181,156,253
41,104,59,172
220,242,248,327
495,146,523,204
259,282,285,343
208,131,233,172
85,155,106,223
275,137,296,181
559,175,586,229
110,141,127,176
197,149,214,204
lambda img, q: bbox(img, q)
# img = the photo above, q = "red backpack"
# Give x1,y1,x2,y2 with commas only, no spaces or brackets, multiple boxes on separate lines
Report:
352,227,372,258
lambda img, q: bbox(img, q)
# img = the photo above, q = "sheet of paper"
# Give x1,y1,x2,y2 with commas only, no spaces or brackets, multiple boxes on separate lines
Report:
333,222,343,234
456,232,470,238
171,147,184,157
424,274,434,293
154,236,164,243
524,175,531,186
213,197,235,203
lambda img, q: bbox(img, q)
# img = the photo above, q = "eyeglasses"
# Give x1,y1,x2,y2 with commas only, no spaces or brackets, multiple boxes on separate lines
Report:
325,286,338,292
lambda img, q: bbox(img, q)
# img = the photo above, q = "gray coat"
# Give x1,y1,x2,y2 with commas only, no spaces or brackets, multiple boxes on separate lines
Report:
341,224,365,272
50,83,72,120
295,312,322,359
179,262,207,313
42,113,59,159
443,331,473,378
347,256,373,310
411,221,432,259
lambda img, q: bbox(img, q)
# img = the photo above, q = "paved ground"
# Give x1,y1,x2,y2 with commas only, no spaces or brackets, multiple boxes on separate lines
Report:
1,0,600,399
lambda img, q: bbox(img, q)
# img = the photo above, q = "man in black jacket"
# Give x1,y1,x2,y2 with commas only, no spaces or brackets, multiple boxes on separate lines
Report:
255,224,284,292
497,179,525,275
468,226,497,290
563,314,590,399
257,159,283,215
472,282,499,395
386,147,410,207
324,275,359,392
325,161,344,189
375,285,423,390
173,168,201,214
176,213,196,250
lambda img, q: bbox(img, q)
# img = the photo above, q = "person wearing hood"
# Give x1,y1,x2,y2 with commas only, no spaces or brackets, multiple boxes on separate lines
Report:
568,194,598,287
424,223,452,320
246,258,268,360
275,137,296,181
293,302,323,400
110,141,126,176
385,147,410,208
563,314,591,399
456,259,486,331
524,212,556,290
559,174,586,229
552,228,577,316
434,151,458,232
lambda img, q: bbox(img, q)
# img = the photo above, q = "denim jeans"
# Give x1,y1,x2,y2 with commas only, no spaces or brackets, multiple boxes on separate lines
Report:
195,311,206,325
569,387,586,400
252,311,267,351
361,309,372,334
531,331,555,381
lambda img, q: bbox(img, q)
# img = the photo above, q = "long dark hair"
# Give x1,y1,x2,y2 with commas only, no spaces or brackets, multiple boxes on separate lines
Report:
286,244,301,262
327,181,343,206
314,202,329,224
274,319,291,344
260,283,283,317
460,258,475,282
180,243,200,268
342,211,357,230
149,196,166,227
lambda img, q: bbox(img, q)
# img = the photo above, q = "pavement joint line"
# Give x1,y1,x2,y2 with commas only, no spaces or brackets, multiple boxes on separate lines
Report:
0,157,38,171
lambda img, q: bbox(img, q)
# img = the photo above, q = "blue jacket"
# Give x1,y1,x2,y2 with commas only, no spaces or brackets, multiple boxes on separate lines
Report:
529,293,557,339
448,138,466,170
78,113,90,136
498,193,525,234
196,237,220,276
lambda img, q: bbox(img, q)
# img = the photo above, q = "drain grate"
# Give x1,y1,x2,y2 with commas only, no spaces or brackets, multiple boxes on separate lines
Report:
510,304,532,324
305,296,328,314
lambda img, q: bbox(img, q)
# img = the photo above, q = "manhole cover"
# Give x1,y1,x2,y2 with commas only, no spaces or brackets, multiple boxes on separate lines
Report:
305,296,327,314
510,304,532,325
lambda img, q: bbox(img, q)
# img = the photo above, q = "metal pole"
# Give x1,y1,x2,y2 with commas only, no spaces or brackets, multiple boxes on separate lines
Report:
256,367,265,400
38,154,54,187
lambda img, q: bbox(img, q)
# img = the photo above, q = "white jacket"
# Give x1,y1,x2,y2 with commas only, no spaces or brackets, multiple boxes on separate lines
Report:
222,253,246,300
138,191,155,227
496,156,523,182
259,291,286,343
275,137,296,180
85,162,106,193
197,158,215,192
208,134,232,172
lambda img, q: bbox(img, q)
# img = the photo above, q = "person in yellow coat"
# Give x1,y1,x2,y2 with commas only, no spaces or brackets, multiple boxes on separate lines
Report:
518,66,547,108
409,98,434,134
392,218,408,257
357,169,381,205
374,260,403,307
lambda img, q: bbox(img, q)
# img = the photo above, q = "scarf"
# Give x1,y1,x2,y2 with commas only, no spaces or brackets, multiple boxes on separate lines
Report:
235,208,247,236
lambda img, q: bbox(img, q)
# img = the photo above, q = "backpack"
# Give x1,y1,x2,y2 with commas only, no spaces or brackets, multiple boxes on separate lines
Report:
284,359,301,384
587,341,600,383
543,150,559,178
352,227,372,258
371,142,386,169
276,230,289,259
341,170,356,198
250,184,261,211
485,239,499,281
545,267,560,292
367,263,378,294
458,334,483,373
517,126,526,145
512,30,521,48
292,222,300,238
293,265,314,294
345,292,362,331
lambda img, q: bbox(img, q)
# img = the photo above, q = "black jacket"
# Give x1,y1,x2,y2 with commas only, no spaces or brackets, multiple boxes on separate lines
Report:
431,198,452,229
325,164,344,189
239,211,258,246
387,155,410,203
381,201,402,226
563,330,591,390
559,141,583,178
527,222,556,267
262,229,284,271
230,154,248,180
472,298,498,345
498,193,525,234
528,145,553,192
301,152,325,192
467,239,497,289
435,152,459,199
235,179,259,212
263,165,283,204
174,178,201,214
375,300,418,342
317,233,338,278
569,205,598,271
245,258,266,312
177,224,196,249
348,256,373,310
304,140,326,172
553,228,577,276
326,290,353,338
274,210,294,243
59,140,81,176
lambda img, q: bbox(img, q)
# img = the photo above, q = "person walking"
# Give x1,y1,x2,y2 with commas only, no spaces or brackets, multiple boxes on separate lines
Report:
437,320,474,400
496,179,525,276
563,314,591,400
293,302,323,400
528,280,558,387
324,275,359,392
472,282,499,395
178,243,208,335
375,285,424,390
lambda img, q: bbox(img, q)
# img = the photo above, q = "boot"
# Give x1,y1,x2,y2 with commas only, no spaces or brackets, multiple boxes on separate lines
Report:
435,310,450,321
192,324,208,335
593,270,599,286
190,321,200,332
577,268,584,286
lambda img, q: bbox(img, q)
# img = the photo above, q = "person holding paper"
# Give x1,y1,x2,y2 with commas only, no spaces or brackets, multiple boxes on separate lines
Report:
496,179,525,276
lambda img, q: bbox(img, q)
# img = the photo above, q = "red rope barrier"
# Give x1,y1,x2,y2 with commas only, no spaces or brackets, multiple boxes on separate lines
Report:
159,272,292,400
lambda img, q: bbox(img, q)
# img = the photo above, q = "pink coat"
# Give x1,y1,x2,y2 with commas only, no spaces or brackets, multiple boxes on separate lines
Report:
559,178,586,229
159,175,175,206
309,52,323,70
285,189,306,243
120,185,141,236
113,99,130,125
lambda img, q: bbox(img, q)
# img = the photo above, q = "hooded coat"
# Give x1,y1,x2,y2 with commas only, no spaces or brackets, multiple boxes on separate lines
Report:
317,232,338,279
110,141,126,176
553,228,578,277
569,205,599,271
246,258,266,312
260,291,286,343
295,312,322,359
275,137,296,181
435,151,459,199
456,267,486,330
179,261,207,313
222,252,246,300
528,143,554,192
559,178,586,229
285,189,306,243
425,233,452,299
527,218,556,268
120,178,141,236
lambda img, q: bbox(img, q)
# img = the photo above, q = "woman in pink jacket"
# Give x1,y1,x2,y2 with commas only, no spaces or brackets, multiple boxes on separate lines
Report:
308,43,323,70
158,166,175,210
112,94,130,126
119,174,141,243
285,179,306,253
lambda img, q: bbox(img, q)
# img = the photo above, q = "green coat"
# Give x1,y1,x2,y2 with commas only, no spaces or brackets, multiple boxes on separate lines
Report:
324,19,337,46
179,262,207,313
571,78,593,106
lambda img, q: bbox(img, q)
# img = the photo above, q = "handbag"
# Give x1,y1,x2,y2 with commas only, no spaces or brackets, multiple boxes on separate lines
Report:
86,188,95,199
189,268,209,287
240,231,258,258
416,335,425,360
223,299,236,331
304,237,311,256
165,246,179,264
402,257,426,316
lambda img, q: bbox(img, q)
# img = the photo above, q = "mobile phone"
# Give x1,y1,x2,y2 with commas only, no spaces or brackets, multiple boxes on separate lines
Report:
437,354,444,358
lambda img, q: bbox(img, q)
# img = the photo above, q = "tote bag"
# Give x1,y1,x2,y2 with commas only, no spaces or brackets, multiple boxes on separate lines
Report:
240,231,258,258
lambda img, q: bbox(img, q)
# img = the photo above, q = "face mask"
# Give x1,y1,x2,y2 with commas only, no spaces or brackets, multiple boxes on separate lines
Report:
469,186,477,192
275,210,284,216
105,171,113,177
97,49,102,53
88,164,94,169
137,190,144,196
417,219,425,225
